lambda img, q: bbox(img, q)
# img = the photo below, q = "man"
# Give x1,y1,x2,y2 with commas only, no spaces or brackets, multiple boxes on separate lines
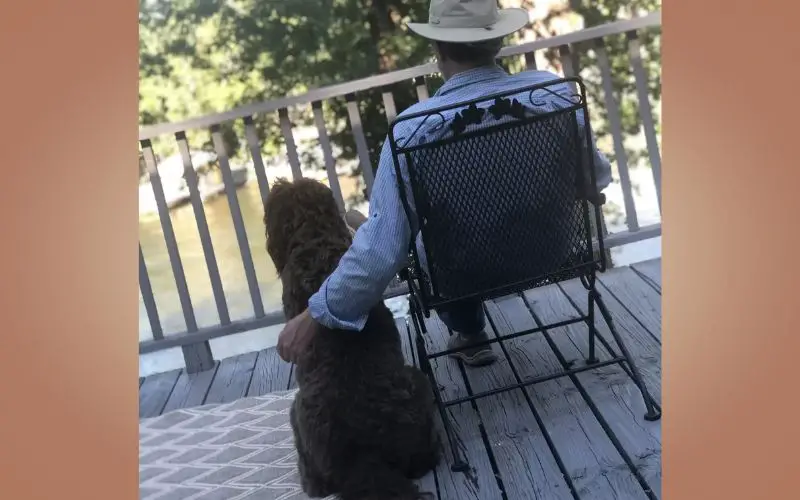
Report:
277,0,612,367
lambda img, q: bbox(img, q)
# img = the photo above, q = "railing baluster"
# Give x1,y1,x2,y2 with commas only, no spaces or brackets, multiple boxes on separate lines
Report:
558,43,586,151
278,108,303,180
524,51,537,70
243,116,271,203
141,140,197,331
141,140,214,372
139,244,163,341
558,44,579,87
209,125,265,318
595,39,640,232
312,101,345,213
627,30,662,212
414,76,429,101
382,88,398,125
345,93,375,197
175,131,231,325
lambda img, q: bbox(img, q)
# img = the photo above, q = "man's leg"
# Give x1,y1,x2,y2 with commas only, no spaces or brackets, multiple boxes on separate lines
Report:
437,298,498,367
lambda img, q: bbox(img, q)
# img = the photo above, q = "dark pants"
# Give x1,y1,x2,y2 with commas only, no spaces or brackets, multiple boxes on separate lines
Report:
436,298,486,336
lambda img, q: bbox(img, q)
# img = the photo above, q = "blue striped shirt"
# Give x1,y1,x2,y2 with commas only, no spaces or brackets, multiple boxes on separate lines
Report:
308,65,613,331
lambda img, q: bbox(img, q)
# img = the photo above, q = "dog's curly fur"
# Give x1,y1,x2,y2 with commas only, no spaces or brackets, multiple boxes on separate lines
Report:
264,178,440,500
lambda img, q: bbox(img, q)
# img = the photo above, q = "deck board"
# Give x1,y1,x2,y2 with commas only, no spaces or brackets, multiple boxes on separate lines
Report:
139,369,181,418
560,275,662,405
397,317,440,500
139,259,663,500
631,259,662,293
246,348,293,397
444,303,575,500
523,284,662,499
203,351,258,405
598,267,662,343
397,316,416,365
422,314,505,499
489,295,647,499
162,362,219,414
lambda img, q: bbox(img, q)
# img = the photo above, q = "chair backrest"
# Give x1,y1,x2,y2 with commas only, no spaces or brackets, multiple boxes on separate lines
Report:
388,77,604,310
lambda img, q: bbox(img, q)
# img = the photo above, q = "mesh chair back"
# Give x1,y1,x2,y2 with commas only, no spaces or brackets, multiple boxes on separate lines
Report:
388,77,603,310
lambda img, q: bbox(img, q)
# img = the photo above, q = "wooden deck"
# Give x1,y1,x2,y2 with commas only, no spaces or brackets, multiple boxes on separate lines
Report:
139,258,662,500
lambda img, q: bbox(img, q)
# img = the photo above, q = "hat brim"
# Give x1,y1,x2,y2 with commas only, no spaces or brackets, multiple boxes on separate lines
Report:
407,8,528,43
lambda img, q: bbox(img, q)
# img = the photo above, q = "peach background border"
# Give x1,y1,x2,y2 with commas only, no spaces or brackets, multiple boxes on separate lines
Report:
1,0,798,498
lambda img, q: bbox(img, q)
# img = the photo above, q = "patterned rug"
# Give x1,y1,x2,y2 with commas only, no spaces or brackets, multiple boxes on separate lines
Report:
139,389,336,500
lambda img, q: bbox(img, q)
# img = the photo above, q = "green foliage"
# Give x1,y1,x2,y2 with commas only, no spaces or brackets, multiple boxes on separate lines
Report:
567,0,662,168
139,0,661,180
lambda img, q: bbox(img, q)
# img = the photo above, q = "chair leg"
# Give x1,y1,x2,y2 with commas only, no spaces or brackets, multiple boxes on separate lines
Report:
586,290,599,364
412,300,428,336
592,290,662,421
409,300,470,473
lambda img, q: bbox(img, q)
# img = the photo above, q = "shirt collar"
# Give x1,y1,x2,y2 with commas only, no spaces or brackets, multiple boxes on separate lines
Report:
434,65,508,97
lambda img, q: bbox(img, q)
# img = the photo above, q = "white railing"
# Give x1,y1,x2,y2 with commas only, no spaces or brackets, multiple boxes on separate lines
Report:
138,12,662,372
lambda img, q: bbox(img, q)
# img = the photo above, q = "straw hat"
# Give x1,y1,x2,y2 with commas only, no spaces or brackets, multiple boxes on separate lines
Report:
407,0,529,43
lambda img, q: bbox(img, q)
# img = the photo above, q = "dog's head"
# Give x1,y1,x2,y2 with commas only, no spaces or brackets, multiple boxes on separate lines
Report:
263,177,346,273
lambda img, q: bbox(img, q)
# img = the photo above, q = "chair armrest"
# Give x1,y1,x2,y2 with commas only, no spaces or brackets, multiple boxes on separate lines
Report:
575,184,606,205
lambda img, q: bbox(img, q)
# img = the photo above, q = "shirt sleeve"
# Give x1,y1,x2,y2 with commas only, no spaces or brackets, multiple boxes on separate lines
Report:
573,96,613,192
307,140,412,331
548,76,614,192
591,144,613,191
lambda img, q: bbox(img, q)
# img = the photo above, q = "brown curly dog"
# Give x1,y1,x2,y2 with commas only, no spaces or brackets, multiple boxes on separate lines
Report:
263,177,440,500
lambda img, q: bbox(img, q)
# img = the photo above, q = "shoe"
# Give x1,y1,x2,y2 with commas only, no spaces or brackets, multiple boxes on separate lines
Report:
447,331,498,367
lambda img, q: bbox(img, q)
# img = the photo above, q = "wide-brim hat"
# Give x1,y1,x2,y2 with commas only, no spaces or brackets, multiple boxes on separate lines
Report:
407,0,529,44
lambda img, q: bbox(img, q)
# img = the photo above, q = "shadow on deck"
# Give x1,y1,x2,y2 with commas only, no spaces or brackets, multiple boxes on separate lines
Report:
139,258,662,499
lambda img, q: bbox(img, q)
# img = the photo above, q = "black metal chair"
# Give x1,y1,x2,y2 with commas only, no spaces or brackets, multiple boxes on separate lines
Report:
387,77,661,472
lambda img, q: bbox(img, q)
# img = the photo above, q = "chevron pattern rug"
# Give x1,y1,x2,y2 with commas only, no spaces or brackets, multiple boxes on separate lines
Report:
139,389,336,500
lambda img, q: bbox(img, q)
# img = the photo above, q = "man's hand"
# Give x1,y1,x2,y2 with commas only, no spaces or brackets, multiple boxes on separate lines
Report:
277,309,318,364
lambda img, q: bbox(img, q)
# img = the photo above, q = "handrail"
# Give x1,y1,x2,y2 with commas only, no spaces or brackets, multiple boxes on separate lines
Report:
137,224,661,356
138,11,660,140
138,13,663,371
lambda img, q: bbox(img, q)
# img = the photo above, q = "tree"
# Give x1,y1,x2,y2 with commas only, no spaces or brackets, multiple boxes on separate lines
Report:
219,0,433,184
139,0,431,175
566,0,661,169
139,0,662,198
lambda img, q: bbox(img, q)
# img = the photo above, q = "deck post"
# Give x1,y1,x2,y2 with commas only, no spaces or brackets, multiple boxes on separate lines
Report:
182,342,215,374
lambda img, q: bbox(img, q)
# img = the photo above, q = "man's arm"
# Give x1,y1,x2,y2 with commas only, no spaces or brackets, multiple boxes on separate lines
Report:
544,77,613,192
307,140,412,331
588,137,613,191
569,89,613,192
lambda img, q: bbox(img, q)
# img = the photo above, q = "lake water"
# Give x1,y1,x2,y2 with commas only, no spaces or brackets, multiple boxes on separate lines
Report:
139,169,369,339
139,166,661,376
